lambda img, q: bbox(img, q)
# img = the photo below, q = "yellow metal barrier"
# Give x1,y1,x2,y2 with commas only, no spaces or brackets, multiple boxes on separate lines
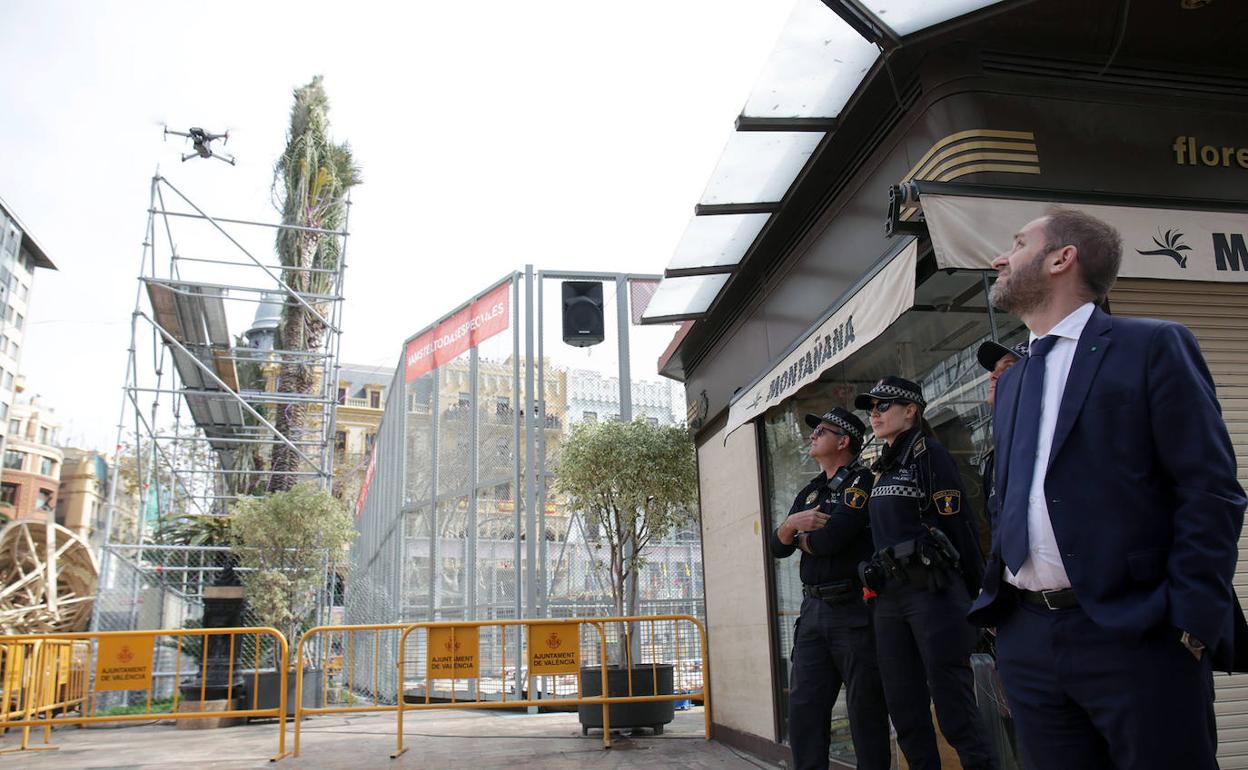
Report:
391,616,613,758
1,638,90,750
0,627,290,761
292,623,411,757
288,614,709,760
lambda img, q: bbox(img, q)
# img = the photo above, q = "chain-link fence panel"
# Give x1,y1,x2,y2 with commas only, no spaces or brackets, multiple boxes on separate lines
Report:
347,272,705,706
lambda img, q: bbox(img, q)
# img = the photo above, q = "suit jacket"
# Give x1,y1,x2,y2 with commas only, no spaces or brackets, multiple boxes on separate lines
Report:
969,307,1248,662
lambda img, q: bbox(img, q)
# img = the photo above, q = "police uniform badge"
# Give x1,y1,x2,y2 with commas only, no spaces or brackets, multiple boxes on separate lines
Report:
805,490,819,506
844,487,868,509
933,489,961,515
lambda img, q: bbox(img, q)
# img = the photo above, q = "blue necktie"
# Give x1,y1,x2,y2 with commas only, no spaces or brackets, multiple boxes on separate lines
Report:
1000,335,1057,573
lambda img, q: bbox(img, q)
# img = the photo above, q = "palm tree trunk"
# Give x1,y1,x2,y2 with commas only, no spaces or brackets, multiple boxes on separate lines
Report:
269,251,326,490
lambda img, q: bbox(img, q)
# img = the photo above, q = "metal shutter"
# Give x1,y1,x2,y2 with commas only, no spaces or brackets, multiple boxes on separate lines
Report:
1110,278,1248,767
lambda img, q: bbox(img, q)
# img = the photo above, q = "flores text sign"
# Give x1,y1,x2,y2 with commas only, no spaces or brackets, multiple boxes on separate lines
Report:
405,282,510,383
527,623,580,675
427,626,480,679
95,635,154,692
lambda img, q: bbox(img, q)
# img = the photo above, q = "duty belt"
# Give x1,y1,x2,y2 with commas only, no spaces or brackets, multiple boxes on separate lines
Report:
802,580,859,605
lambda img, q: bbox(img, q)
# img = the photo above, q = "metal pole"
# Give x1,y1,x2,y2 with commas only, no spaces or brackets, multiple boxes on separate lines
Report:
429,378,441,619
511,276,523,698
395,361,409,627
616,275,637,663
536,274,547,618
524,266,538,621
467,346,479,621
148,208,348,235
616,274,632,423
982,272,1000,341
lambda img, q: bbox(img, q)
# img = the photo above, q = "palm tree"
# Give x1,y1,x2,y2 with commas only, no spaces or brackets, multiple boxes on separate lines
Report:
268,76,361,491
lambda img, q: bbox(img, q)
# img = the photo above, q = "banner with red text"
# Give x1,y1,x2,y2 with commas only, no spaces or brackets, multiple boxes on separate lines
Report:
355,447,376,521
405,282,511,382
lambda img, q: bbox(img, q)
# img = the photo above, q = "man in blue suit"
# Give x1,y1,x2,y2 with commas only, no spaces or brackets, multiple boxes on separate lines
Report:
968,206,1246,770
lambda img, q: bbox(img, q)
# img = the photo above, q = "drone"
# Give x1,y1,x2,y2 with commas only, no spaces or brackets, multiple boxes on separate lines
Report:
164,126,236,165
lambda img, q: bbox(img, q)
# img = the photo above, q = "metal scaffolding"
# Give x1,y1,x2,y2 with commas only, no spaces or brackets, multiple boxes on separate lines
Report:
92,174,348,631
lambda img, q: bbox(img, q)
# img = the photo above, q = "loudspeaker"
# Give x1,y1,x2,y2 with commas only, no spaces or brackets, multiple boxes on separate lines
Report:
561,281,604,347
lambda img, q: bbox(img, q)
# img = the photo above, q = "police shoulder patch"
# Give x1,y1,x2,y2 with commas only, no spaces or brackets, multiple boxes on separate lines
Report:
805,491,819,506
844,487,868,509
913,436,926,456
933,489,961,515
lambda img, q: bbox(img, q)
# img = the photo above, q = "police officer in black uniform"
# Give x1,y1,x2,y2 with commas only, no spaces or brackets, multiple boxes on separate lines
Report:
975,341,1027,538
855,377,998,770
771,407,890,770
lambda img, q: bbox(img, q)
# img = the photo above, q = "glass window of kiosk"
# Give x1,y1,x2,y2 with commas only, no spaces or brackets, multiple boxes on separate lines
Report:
761,263,1024,760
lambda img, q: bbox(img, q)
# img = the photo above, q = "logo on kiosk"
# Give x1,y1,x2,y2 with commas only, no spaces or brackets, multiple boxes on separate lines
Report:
1132,228,1248,273
1136,228,1191,268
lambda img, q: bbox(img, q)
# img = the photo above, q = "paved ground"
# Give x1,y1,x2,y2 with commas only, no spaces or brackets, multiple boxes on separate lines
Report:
0,707,780,769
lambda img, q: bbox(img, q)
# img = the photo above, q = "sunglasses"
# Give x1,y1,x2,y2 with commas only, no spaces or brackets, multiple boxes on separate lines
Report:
810,426,848,440
868,400,906,415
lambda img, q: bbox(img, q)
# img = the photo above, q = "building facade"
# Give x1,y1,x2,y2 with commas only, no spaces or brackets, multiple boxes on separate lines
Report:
0,196,57,462
333,363,391,502
564,368,682,426
1,392,63,526
55,448,110,544
641,2,1248,766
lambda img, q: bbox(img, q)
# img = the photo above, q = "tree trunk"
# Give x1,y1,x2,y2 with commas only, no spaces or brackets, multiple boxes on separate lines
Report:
625,529,640,666
269,233,324,492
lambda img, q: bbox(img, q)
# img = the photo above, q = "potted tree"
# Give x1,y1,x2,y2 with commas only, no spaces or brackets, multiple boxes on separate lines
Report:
228,483,355,715
555,418,698,735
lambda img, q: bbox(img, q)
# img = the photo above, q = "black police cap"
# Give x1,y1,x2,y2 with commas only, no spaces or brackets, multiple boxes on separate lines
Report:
803,407,866,444
976,340,1029,372
854,376,926,410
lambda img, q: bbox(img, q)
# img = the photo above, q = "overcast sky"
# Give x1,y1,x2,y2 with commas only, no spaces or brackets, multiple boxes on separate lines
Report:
0,1,794,449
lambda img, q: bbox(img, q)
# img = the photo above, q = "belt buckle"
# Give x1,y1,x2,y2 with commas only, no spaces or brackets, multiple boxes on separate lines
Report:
1041,589,1060,611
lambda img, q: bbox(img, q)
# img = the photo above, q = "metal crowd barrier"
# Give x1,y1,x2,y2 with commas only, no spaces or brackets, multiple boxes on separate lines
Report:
292,622,411,757
1,638,91,752
291,614,709,760
0,627,289,761
1,616,708,762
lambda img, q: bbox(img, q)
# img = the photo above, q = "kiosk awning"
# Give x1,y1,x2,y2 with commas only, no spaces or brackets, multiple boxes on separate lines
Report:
920,188,1248,281
725,239,918,435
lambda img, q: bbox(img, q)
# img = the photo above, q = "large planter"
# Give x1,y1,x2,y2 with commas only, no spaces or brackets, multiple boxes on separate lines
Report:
578,664,675,735
236,668,323,717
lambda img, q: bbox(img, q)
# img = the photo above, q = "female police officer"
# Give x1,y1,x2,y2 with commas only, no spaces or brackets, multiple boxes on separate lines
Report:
855,376,998,770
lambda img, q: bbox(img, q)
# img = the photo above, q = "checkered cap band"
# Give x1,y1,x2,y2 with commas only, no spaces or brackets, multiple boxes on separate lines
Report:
821,412,863,442
868,383,926,407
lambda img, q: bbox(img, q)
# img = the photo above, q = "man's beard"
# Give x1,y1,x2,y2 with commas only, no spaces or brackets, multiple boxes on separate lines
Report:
989,253,1048,314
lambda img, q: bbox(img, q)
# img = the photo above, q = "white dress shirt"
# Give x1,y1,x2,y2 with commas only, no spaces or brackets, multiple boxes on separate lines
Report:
1004,301,1096,591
